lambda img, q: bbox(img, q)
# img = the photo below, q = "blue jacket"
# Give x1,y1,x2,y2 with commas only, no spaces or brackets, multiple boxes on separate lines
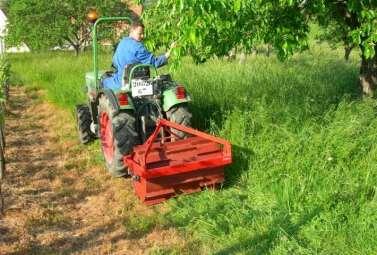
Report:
103,37,167,90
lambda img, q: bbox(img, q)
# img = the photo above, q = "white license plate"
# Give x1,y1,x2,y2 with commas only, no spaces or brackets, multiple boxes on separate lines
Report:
131,79,153,97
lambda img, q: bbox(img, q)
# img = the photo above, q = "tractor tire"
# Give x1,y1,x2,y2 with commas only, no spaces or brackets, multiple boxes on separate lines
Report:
166,104,192,139
75,104,95,144
98,94,139,177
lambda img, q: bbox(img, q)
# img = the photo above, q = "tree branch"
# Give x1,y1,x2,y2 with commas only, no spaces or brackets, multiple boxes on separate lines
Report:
63,35,77,49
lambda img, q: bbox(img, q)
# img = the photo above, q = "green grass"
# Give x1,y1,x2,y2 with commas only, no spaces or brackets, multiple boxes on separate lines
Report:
9,45,377,254
9,50,112,110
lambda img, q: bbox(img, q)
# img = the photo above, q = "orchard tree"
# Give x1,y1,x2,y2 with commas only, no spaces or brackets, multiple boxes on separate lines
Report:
6,0,129,55
319,1,377,96
317,21,355,61
140,0,377,96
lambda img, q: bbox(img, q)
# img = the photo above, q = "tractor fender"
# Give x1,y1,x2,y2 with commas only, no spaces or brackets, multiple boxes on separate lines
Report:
162,87,192,112
99,89,135,114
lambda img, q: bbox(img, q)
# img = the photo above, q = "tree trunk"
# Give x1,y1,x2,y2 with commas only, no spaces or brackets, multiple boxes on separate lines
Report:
74,43,86,56
73,45,80,56
73,44,84,56
227,48,237,61
239,52,246,64
359,49,377,97
266,44,272,57
344,45,352,61
64,36,82,56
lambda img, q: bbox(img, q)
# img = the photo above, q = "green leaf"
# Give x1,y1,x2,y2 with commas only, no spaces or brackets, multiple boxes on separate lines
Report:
234,0,242,13
189,29,197,44
363,44,375,59
351,30,362,45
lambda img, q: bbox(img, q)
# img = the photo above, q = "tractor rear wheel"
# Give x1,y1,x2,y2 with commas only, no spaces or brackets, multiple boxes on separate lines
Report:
98,94,139,177
166,104,192,139
76,104,95,144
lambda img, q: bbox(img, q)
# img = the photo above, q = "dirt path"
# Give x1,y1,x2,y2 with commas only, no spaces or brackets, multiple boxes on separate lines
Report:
0,87,183,255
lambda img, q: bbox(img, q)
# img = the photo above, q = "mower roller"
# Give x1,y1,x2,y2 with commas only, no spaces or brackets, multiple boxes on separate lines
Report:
76,10,233,205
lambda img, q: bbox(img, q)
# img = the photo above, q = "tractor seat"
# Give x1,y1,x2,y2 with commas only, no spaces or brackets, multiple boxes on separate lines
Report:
124,64,150,81
122,64,150,91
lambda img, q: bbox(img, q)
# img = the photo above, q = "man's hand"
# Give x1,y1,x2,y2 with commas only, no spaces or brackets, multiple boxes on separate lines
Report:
169,41,177,49
165,41,178,59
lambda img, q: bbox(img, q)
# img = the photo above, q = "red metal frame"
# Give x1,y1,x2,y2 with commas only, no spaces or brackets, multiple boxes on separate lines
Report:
99,112,114,164
124,119,232,205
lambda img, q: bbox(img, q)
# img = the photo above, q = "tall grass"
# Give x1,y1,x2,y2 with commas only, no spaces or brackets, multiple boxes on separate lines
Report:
10,51,111,109
10,45,377,254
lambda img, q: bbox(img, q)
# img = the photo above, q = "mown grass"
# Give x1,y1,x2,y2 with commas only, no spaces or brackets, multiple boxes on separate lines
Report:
9,44,377,254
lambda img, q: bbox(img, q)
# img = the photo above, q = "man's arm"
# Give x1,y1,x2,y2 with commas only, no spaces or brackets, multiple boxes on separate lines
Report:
135,43,168,68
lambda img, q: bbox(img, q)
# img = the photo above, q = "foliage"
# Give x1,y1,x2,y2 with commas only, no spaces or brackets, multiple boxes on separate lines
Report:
315,20,355,60
139,1,377,63
6,0,130,55
316,1,377,59
0,55,9,101
0,55,9,130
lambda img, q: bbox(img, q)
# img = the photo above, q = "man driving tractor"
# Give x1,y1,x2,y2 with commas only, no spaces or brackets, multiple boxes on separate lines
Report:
78,12,191,178
102,21,175,90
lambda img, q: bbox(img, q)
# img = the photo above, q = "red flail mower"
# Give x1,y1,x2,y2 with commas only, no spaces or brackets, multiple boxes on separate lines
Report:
124,119,232,205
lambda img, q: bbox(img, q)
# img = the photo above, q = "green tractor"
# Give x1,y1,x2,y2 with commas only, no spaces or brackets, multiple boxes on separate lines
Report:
76,11,192,177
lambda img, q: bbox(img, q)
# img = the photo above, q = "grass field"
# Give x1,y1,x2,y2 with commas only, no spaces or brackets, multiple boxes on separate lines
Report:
9,44,377,254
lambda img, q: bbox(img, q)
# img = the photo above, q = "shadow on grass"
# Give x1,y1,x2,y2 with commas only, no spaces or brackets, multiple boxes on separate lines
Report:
223,145,254,188
214,206,322,255
189,101,225,132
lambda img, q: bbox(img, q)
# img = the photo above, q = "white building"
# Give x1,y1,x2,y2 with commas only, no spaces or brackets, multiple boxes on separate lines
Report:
0,8,6,54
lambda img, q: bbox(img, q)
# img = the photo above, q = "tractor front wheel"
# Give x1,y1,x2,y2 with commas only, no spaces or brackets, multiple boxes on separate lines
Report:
98,95,139,177
76,104,95,144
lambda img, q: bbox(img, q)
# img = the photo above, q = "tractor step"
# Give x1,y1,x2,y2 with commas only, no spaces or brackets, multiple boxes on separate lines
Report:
124,119,232,205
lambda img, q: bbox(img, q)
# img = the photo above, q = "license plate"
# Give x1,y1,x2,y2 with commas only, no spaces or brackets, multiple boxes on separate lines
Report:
131,79,153,97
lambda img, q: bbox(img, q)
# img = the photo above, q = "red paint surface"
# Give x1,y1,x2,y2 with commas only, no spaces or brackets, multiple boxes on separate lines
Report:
125,119,232,205
100,112,114,164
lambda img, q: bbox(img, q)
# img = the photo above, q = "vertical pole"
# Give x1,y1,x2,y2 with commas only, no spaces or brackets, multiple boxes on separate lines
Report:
93,22,99,90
